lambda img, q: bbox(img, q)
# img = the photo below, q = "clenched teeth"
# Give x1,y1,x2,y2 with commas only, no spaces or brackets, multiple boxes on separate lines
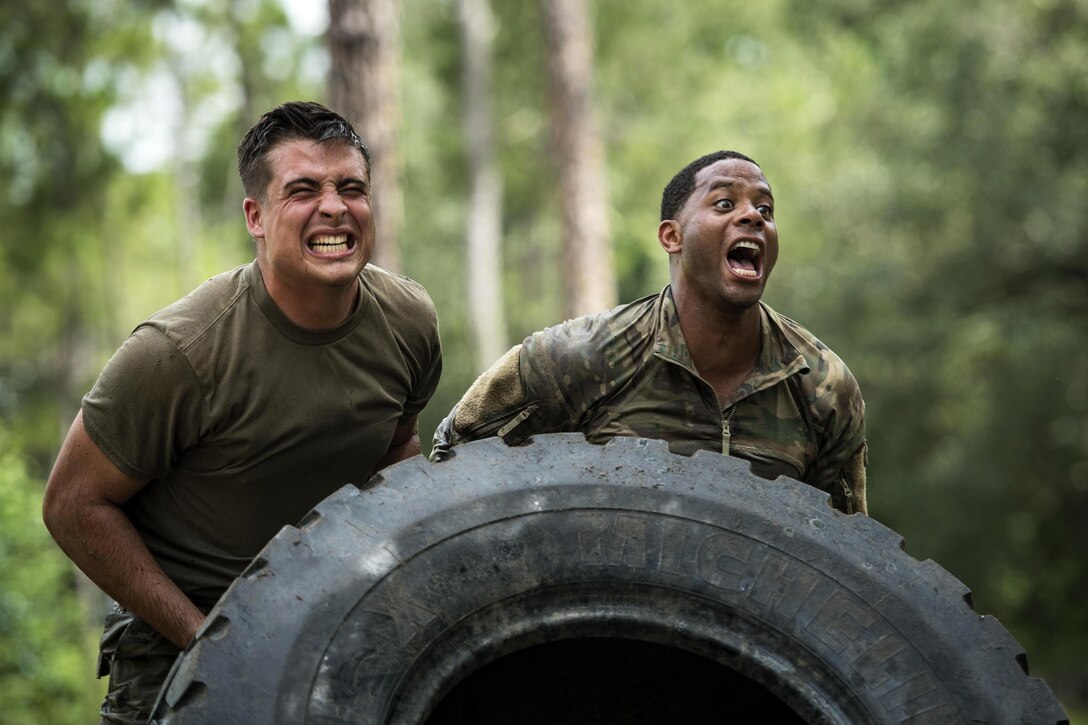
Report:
309,234,350,252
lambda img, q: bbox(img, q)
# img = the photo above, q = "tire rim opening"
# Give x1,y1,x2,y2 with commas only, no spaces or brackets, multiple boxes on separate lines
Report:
425,636,805,724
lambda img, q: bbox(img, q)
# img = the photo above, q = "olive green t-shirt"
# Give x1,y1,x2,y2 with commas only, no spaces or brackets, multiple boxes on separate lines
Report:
83,262,441,607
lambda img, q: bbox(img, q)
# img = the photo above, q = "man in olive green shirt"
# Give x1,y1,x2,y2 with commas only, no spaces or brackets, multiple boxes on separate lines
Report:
434,150,866,514
43,102,442,723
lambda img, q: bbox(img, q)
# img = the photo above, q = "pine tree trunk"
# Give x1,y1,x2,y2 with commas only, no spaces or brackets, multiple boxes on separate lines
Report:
541,0,615,318
225,0,257,220
169,55,201,296
327,0,403,272
459,0,507,370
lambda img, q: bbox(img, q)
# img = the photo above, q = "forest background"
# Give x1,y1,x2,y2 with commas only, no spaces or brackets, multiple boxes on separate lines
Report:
1,0,1085,721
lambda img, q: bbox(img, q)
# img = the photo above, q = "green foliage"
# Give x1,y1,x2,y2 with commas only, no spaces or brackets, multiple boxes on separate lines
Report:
0,0,169,475
774,0,1088,705
0,427,104,723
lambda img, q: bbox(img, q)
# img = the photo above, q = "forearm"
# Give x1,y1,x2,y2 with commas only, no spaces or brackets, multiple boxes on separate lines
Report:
373,432,421,473
841,443,868,515
809,439,868,515
45,497,204,649
431,345,536,462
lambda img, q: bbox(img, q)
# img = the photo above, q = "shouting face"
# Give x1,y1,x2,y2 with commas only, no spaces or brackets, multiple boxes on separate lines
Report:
660,158,778,314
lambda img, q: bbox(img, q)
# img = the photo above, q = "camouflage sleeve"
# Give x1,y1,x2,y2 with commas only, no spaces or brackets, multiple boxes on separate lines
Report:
429,320,597,462
808,374,868,515
432,344,563,461
841,443,868,515
517,315,620,431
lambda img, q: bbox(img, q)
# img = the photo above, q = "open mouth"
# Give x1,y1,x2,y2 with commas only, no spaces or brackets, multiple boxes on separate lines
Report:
726,240,762,279
308,234,354,254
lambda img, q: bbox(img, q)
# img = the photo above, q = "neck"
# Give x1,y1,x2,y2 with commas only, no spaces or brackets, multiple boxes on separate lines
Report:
670,284,763,401
260,267,360,330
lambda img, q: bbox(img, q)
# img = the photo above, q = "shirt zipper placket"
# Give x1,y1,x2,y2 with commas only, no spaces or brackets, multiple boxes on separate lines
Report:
656,351,738,456
721,403,737,455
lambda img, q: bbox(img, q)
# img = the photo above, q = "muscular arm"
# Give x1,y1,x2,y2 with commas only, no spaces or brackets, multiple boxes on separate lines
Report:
42,411,205,649
373,417,422,473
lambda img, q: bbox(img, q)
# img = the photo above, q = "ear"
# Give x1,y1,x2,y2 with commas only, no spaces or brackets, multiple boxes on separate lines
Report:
658,219,683,255
243,197,265,240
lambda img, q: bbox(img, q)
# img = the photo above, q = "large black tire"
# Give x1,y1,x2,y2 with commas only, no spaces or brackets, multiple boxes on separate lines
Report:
151,434,1067,724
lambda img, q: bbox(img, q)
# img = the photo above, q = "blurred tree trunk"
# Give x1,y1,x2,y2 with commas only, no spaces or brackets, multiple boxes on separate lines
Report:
459,0,507,369
541,0,615,318
327,0,403,272
167,53,202,296
225,0,259,219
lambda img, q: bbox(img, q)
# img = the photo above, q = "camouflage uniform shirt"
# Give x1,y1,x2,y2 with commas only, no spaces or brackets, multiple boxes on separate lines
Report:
433,286,867,513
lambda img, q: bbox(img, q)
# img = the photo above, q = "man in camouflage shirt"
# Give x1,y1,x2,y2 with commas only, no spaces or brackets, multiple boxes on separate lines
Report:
432,150,867,514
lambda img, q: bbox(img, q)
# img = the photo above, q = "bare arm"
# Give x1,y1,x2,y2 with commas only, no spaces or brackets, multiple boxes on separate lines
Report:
372,417,421,474
42,411,205,649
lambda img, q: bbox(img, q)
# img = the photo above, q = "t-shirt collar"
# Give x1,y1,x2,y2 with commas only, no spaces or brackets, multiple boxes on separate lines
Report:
245,261,369,346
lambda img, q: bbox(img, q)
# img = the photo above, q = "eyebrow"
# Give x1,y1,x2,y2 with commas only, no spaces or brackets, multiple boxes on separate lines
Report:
283,177,319,189
282,176,368,190
706,179,774,199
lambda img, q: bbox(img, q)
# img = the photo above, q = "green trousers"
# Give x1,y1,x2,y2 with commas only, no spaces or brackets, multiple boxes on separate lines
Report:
96,605,181,725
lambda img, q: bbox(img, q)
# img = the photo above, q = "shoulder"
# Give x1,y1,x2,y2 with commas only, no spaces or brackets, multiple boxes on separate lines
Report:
521,293,659,395
361,265,438,330
141,264,251,346
362,265,435,309
765,304,864,414
523,293,658,362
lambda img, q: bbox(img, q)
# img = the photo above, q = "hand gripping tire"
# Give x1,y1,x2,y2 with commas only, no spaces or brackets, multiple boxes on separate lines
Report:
151,434,1067,724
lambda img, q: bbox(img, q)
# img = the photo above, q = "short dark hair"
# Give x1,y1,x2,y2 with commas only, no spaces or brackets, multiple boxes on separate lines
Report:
236,101,371,199
660,150,759,221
